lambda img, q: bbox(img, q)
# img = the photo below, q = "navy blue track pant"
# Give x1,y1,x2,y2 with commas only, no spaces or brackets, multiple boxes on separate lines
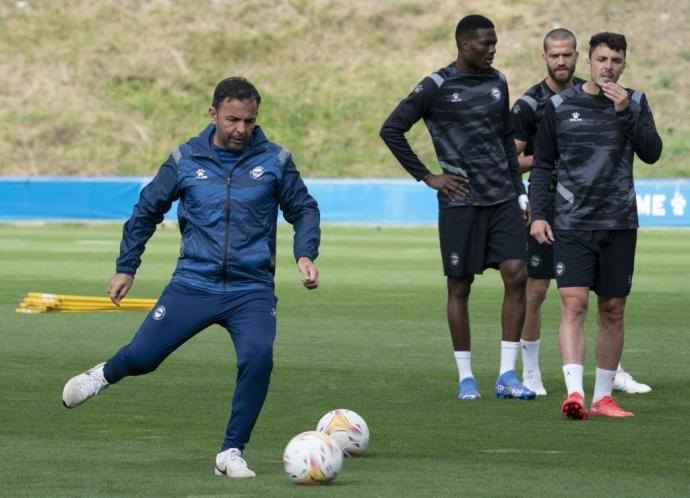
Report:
102,281,277,452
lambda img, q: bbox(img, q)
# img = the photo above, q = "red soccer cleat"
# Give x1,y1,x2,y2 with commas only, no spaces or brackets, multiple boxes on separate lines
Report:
590,396,635,418
561,392,588,420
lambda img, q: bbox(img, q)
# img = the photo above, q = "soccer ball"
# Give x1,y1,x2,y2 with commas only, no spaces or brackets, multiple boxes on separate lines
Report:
282,431,343,485
316,409,370,457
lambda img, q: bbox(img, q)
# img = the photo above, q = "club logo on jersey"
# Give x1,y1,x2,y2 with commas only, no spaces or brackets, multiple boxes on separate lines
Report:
556,262,566,276
153,305,166,320
490,87,502,101
450,252,461,267
569,112,582,122
530,255,541,267
195,168,208,180
414,84,423,93
250,166,265,180
451,92,462,102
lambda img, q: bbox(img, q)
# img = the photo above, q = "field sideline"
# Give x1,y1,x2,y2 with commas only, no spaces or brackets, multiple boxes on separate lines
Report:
1,224,689,497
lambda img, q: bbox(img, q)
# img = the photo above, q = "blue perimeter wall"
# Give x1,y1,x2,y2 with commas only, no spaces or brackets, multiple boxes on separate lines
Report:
1,177,689,227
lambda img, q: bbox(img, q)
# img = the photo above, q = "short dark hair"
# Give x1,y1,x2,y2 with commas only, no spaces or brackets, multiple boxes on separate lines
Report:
588,32,627,58
543,28,577,52
455,14,494,44
212,76,261,109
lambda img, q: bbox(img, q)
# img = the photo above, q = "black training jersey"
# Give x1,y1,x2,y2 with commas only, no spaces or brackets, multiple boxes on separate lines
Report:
530,83,662,230
512,77,585,205
380,63,525,208
512,77,585,157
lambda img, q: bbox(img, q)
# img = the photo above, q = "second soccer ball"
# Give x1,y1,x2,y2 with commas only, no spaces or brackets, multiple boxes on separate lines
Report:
316,408,370,457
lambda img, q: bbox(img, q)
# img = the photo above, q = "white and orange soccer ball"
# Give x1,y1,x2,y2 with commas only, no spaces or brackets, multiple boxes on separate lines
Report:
282,431,344,485
316,409,370,457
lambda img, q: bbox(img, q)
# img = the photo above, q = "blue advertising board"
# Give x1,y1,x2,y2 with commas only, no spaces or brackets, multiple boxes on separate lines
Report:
1,177,689,228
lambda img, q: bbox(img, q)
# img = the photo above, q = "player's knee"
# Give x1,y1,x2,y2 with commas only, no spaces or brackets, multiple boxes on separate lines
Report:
560,295,588,321
503,264,527,292
526,281,549,305
238,344,274,373
598,299,625,324
448,278,472,301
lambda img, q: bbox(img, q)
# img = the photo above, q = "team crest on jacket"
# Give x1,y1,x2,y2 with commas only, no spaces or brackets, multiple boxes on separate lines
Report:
250,166,265,180
153,305,166,320
490,87,502,100
195,168,208,180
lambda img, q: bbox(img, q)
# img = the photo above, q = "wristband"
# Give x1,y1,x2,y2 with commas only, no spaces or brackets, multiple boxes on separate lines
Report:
518,194,529,211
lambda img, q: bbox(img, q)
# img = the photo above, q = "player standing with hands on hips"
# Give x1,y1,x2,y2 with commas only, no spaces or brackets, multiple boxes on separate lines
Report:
381,15,535,401
512,29,652,396
529,33,662,419
62,76,321,476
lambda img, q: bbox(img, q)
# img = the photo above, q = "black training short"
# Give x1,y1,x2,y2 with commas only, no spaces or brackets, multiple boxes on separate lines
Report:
439,199,527,278
553,229,637,297
527,207,555,279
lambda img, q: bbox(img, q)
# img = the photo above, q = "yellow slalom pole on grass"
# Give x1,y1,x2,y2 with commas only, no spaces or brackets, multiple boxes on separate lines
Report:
16,293,157,314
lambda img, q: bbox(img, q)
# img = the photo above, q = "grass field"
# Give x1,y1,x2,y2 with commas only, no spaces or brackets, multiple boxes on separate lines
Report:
1,223,689,497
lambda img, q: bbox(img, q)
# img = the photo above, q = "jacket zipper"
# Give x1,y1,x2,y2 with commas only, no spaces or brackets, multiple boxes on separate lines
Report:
222,176,231,291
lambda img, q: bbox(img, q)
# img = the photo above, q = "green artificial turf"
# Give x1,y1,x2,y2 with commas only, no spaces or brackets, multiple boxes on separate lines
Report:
0,224,688,497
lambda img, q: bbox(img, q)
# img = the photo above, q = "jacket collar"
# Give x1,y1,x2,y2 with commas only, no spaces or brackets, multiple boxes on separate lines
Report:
188,124,270,164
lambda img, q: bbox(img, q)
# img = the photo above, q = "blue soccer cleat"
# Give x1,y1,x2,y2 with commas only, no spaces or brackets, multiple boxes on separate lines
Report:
458,377,481,400
495,370,536,400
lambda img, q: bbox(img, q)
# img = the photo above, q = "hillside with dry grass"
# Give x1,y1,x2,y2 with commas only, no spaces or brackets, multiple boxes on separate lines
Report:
1,0,688,177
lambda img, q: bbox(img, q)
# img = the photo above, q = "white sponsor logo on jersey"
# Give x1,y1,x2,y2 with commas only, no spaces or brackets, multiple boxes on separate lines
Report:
491,87,502,100
569,112,582,122
196,168,208,180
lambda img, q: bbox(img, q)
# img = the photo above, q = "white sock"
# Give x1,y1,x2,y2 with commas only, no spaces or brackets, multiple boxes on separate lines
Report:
520,339,541,378
562,363,584,396
499,341,520,375
617,362,624,373
593,367,617,402
454,351,473,381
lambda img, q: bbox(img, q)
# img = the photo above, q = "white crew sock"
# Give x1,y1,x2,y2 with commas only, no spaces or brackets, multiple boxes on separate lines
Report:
499,341,520,375
454,351,473,381
562,363,584,396
520,339,541,378
593,367,617,402
617,362,624,373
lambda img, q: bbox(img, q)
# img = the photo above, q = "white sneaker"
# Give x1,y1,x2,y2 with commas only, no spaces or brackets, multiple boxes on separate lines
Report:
523,375,547,396
613,369,652,394
214,448,256,478
62,362,109,408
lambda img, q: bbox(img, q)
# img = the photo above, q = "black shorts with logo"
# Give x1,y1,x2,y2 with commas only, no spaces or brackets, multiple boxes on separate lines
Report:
553,229,637,297
527,206,555,279
439,199,527,278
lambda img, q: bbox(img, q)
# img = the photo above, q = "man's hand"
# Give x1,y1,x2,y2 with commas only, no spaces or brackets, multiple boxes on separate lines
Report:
423,173,469,198
108,273,134,306
518,194,531,225
602,82,629,112
530,220,555,245
297,257,319,290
